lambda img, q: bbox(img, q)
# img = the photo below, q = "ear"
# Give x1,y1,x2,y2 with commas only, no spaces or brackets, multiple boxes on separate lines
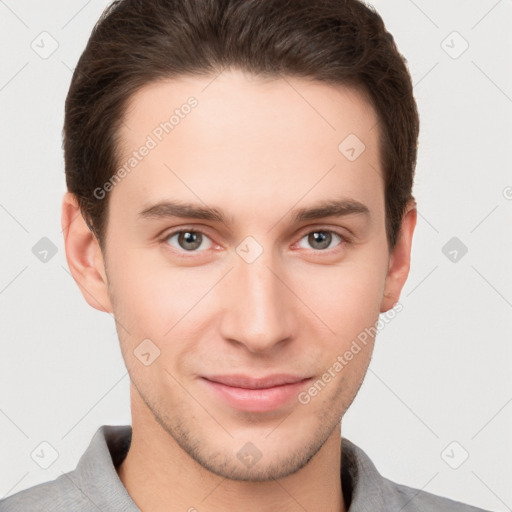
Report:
61,191,113,313
380,200,417,313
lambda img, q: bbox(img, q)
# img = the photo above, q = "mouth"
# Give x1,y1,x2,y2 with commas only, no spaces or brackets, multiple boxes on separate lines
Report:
200,374,312,413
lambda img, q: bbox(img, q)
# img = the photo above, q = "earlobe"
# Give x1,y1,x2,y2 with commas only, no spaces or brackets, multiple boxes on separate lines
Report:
61,192,113,313
380,201,417,313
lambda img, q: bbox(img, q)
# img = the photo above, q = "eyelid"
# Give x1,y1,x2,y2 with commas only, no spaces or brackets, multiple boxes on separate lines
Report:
295,225,351,242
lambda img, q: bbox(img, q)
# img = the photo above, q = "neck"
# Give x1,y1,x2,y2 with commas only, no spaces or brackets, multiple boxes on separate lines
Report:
117,389,346,512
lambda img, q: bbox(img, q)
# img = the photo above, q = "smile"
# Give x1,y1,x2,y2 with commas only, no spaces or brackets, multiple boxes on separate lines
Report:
200,374,312,413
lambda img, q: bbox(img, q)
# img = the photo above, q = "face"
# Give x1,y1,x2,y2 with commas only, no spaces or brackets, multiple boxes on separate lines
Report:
64,69,415,481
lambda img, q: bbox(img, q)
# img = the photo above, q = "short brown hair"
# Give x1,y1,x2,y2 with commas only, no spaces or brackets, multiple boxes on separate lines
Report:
64,0,419,250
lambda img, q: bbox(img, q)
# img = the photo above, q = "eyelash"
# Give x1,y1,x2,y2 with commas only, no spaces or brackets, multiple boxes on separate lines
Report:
159,226,350,258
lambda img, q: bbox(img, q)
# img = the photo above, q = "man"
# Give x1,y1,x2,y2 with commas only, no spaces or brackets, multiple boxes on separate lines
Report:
0,0,493,510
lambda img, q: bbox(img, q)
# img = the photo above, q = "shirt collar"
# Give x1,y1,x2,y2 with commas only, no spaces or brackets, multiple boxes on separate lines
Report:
72,425,140,511
73,425,391,511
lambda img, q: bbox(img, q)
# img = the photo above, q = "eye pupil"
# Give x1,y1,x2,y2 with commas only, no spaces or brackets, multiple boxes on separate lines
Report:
308,231,331,250
179,231,202,250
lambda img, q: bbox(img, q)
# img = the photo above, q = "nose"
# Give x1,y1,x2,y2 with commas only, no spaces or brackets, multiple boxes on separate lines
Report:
218,247,297,354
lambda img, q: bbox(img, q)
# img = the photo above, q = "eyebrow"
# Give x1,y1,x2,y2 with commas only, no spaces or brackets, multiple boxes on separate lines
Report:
137,198,370,225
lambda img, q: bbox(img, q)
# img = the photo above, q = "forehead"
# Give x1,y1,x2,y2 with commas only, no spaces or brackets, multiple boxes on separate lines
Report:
120,70,379,154
111,70,383,227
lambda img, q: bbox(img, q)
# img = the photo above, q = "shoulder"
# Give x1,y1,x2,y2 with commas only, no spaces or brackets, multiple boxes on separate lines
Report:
341,438,494,512
0,470,92,512
0,425,136,512
381,476,493,512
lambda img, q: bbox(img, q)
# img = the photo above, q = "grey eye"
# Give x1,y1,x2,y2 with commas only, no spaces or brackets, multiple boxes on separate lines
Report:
298,231,342,251
166,231,212,251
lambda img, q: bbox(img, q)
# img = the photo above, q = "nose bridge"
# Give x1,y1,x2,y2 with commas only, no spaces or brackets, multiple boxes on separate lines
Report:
219,240,295,352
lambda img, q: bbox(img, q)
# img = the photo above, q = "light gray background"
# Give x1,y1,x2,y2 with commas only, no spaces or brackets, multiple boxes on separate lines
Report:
1,0,511,510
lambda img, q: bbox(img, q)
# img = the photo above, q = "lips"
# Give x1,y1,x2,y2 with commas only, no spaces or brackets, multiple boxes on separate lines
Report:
203,374,309,389
200,374,312,412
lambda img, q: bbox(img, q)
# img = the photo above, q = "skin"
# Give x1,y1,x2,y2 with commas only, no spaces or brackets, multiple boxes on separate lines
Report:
62,69,416,512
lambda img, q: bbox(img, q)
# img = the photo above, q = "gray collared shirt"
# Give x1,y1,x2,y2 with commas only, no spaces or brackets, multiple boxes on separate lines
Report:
0,425,492,511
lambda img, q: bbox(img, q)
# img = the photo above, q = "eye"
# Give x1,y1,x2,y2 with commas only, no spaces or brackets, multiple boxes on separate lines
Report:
296,230,345,251
164,230,213,252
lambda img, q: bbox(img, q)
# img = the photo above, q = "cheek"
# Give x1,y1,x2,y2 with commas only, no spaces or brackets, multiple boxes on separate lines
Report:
107,245,209,333
293,255,387,340
295,260,384,412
